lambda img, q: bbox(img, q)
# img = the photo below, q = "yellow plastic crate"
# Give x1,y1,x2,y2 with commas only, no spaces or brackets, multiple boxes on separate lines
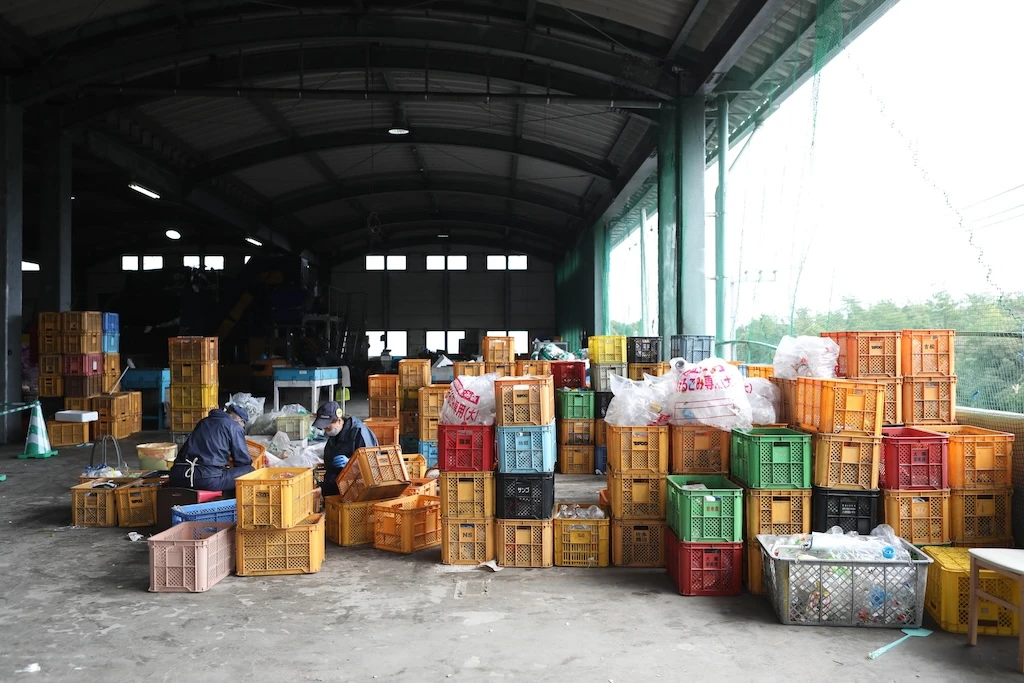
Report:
373,495,442,554
235,468,315,530
439,472,495,519
482,336,515,364
745,539,764,595
485,362,514,377
557,418,595,446
606,472,667,519
325,496,376,546
368,398,400,419
441,518,495,565
670,425,729,474
926,425,1015,489
398,359,431,388
607,425,669,473
516,360,551,376
627,362,670,380
496,519,553,567
812,434,881,490
368,374,400,399
168,336,219,362
744,488,812,538
169,361,218,385
923,545,1019,636
115,480,163,528
402,453,428,478
236,514,325,576
364,418,400,446
169,384,219,410
400,386,420,410
71,480,123,527
553,504,609,567
336,445,410,503
418,415,439,442
883,489,951,545
558,445,595,474
951,488,1013,546
452,361,488,378
588,335,627,364
418,385,448,417
399,410,419,436
611,519,666,567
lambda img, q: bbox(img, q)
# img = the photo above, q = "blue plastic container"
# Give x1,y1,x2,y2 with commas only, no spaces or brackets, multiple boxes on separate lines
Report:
101,333,119,353
272,367,339,381
120,368,170,389
102,312,119,334
595,446,608,475
496,424,556,473
170,499,236,526
418,440,438,467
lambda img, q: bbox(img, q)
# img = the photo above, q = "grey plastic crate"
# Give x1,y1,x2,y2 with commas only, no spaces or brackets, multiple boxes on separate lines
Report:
590,363,626,392
670,335,715,362
757,534,932,628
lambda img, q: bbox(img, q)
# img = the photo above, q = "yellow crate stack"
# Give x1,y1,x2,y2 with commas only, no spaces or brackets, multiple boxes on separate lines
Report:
604,424,669,568
235,467,324,575
168,336,219,436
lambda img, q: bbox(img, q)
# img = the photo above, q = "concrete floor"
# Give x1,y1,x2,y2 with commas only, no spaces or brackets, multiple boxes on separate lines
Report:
0,401,1020,681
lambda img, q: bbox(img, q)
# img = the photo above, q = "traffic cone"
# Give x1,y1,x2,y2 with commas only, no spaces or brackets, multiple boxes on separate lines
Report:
18,403,57,459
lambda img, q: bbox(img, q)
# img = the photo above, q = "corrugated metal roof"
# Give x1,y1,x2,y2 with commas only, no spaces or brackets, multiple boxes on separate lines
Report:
137,97,267,154
516,158,594,196
415,146,511,177
521,104,627,160
539,0,698,41
293,200,362,228
233,157,324,199
2,0,158,37
319,145,420,179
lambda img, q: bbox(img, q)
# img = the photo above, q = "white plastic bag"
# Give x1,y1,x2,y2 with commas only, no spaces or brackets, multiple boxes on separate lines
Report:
746,377,781,425
227,392,265,424
664,358,752,430
604,373,674,427
772,335,840,379
440,374,497,425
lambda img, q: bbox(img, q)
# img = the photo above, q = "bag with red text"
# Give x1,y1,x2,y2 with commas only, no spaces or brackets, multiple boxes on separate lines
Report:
664,359,752,430
440,374,497,425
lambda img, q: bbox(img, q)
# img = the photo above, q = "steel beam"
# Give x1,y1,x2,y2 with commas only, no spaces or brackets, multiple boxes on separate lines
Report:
17,14,676,103
74,127,303,257
714,94,728,345
665,0,711,61
63,46,665,125
273,174,584,218
0,99,23,443
678,97,706,334
39,114,73,312
657,106,679,348
189,128,619,185
693,0,790,95
316,210,569,247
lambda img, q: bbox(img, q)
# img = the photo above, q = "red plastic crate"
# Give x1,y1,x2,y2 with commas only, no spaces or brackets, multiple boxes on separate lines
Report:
880,426,949,490
438,424,495,472
551,361,586,390
62,353,103,376
666,527,742,597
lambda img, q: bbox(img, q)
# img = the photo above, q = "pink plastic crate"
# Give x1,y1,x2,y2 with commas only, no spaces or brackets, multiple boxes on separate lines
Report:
438,424,495,472
880,427,950,490
148,521,235,592
551,361,586,389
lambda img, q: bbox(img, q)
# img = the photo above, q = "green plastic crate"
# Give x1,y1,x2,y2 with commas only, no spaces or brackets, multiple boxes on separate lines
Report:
730,428,812,489
556,389,595,419
666,474,743,542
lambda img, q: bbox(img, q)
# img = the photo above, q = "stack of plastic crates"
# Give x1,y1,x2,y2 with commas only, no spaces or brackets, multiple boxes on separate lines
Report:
438,423,497,565
491,374,555,567
168,336,219,441
395,359,430,456
879,426,952,547
604,424,669,569
416,383,448,466
325,445,412,549
557,388,604,473
625,336,667,382
588,335,627,393
665,473,743,596
730,427,812,595
235,467,324,575
482,335,515,378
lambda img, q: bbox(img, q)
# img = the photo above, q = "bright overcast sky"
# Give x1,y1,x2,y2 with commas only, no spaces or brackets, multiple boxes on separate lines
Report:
610,0,1024,334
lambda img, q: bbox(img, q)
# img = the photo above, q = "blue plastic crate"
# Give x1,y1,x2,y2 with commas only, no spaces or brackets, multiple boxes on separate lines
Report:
170,499,236,526
496,424,556,473
120,368,170,389
595,446,608,474
418,440,438,467
273,367,339,381
102,333,119,353
102,312,119,334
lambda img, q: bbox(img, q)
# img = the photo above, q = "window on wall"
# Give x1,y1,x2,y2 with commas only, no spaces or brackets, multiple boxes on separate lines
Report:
366,330,409,357
386,255,407,271
508,255,528,270
204,255,225,271
487,255,506,270
366,255,385,270
446,255,467,271
426,255,446,271
366,330,385,357
427,330,466,354
385,330,408,356
143,255,164,271
486,330,530,354
244,255,252,264
183,255,201,269
121,255,139,271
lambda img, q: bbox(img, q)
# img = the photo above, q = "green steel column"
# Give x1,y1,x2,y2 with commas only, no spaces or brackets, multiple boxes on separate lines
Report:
657,106,679,352
598,220,609,335
678,96,707,335
715,94,728,346
639,209,649,335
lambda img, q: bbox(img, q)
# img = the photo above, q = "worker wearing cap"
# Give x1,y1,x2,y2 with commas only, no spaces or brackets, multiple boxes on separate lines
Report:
170,404,254,492
313,401,378,497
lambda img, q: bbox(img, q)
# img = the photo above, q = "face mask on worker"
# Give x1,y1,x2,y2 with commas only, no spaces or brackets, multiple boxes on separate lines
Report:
325,423,342,437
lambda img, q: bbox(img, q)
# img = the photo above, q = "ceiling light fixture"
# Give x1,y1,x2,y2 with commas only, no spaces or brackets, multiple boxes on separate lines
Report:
165,229,181,240
388,125,410,136
129,183,160,199
437,233,449,238
245,237,263,247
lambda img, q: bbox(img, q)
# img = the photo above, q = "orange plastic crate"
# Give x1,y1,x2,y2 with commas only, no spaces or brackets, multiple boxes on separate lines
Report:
902,329,955,377
482,336,515,363
39,354,62,376
516,360,551,376
170,361,218,385
495,375,555,426
442,518,495,565
796,378,885,435
400,387,420,410
439,472,495,519
336,445,410,503
496,519,553,567
373,494,442,554
557,418,595,446
606,472,667,519
95,416,132,440
47,421,89,447
883,489,951,545
611,519,666,567
822,331,901,378
38,333,61,355
63,333,101,355
168,336,219,362
559,445,595,474
670,425,729,474
364,418,400,446
484,362,514,377
39,374,63,398
38,312,61,333
595,418,607,448
771,377,797,426
236,514,325,576
71,480,123,527
325,496,376,546
745,488,812,537
627,362,670,380
812,433,881,490
926,425,1014,489
169,408,207,432
398,359,431,388
951,488,1013,546
116,480,163,528
452,361,487,377
61,311,101,334
903,377,957,425
367,374,400,399
399,410,419,436
607,425,669,473
417,385,448,417
368,398,400,419
103,352,121,377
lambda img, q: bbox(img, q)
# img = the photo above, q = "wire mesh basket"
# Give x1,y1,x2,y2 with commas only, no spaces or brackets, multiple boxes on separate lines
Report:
756,534,933,628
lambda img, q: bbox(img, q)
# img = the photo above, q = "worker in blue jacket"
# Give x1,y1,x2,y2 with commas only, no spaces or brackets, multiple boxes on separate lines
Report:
170,405,254,492
313,401,378,497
